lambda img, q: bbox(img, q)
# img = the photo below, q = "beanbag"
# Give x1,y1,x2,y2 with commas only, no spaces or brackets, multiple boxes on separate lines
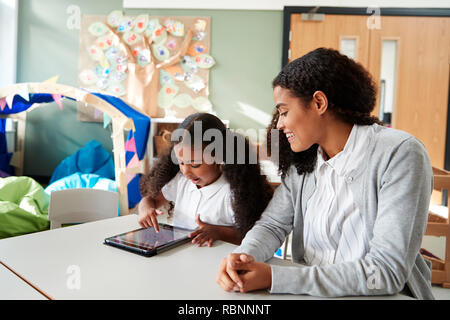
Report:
49,140,115,184
45,173,117,194
0,176,50,239
45,173,119,215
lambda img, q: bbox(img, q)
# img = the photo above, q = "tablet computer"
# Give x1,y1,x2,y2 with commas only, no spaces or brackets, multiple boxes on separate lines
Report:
104,224,193,257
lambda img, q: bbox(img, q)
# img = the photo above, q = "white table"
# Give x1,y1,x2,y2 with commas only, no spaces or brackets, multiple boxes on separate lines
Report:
0,215,412,300
0,262,46,300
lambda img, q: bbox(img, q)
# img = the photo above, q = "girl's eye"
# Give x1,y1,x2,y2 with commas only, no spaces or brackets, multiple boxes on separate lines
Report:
190,164,201,168
279,111,288,117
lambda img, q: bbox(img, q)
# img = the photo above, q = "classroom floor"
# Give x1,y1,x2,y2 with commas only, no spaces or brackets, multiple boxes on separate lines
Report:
432,285,450,299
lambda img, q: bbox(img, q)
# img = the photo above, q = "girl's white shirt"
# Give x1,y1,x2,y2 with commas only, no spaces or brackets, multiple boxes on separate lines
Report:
162,172,236,230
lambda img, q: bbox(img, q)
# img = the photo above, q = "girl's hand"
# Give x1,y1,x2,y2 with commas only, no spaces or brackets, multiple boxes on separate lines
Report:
189,214,219,247
137,201,164,232
216,253,272,293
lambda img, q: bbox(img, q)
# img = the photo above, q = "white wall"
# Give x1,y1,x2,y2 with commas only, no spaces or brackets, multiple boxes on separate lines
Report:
123,0,450,10
0,0,18,86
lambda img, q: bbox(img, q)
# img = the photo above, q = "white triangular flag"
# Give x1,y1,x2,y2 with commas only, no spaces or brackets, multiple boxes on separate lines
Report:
16,84,30,101
103,113,112,128
6,94,15,109
44,75,59,83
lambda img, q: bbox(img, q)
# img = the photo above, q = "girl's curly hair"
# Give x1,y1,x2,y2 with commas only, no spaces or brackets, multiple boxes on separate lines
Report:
267,47,383,178
140,113,274,237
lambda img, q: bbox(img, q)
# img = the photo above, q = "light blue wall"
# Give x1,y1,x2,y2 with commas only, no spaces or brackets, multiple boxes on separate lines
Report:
17,0,282,176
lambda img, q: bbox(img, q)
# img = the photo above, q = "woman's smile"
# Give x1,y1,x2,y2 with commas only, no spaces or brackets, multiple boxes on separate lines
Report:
285,132,295,142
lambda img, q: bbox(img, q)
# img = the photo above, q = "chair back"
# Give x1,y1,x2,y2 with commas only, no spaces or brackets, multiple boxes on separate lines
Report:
48,188,119,229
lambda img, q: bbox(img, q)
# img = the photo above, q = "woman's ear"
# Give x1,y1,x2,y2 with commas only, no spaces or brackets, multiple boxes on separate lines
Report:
312,91,328,116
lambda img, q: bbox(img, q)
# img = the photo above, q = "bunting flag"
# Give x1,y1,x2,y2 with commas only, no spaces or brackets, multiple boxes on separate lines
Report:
16,84,30,101
126,172,136,185
6,94,14,109
44,75,60,83
124,136,137,154
103,113,112,128
52,94,63,110
0,98,6,111
126,153,140,168
94,108,102,119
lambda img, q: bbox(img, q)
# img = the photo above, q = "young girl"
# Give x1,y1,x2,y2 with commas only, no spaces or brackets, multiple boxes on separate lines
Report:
216,48,434,299
137,113,274,247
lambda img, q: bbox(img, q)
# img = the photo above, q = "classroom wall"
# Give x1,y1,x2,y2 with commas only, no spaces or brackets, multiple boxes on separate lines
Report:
17,0,282,176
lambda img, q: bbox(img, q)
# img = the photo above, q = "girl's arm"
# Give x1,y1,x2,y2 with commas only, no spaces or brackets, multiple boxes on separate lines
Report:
137,192,169,232
215,226,243,245
189,215,243,246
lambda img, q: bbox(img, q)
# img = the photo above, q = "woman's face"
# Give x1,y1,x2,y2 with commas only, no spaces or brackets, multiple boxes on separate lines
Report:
274,86,323,153
174,143,222,188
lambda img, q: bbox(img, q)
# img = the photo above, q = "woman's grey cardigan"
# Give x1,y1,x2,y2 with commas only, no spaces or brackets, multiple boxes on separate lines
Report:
234,124,434,299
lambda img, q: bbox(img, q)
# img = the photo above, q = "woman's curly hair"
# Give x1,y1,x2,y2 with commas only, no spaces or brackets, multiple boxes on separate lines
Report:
267,47,383,178
140,113,274,237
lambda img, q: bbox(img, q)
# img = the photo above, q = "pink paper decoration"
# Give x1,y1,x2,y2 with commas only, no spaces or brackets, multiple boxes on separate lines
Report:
94,108,102,119
127,153,140,168
52,94,63,110
125,137,137,154
0,98,6,111
126,172,136,185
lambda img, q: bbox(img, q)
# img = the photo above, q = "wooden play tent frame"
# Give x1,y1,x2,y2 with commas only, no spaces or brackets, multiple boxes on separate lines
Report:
0,82,143,215
424,166,450,288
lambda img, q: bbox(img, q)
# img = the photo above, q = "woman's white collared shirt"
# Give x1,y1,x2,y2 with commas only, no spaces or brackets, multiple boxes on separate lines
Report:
161,172,235,230
303,124,372,266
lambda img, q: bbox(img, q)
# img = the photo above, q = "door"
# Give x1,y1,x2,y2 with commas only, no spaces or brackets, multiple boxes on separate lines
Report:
288,12,450,171
367,16,450,172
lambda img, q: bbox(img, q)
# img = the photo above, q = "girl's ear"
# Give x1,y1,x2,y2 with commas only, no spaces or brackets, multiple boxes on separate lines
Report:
312,91,328,116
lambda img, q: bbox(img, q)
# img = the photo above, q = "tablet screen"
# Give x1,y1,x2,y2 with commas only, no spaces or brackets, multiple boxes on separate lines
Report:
107,224,192,251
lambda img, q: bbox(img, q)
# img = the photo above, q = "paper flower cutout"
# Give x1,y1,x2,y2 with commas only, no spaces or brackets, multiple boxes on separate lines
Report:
181,55,198,74
79,69,98,86
158,83,179,109
164,19,184,37
118,17,134,32
159,69,174,86
193,96,212,112
185,75,206,93
134,14,149,33
88,22,108,37
187,42,207,56
123,31,141,46
137,49,151,66
88,45,105,61
152,44,170,62
107,10,123,27
194,19,207,32
195,54,215,69
95,34,115,50
173,94,193,109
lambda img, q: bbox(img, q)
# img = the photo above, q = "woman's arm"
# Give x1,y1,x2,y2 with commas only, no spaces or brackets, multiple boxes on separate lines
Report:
228,138,433,297
217,173,296,291
231,168,297,262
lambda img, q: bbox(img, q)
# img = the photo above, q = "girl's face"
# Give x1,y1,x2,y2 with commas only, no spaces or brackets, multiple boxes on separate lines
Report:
274,86,323,153
174,143,222,188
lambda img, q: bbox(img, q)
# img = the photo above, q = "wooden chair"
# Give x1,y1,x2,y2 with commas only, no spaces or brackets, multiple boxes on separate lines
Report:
422,167,450,288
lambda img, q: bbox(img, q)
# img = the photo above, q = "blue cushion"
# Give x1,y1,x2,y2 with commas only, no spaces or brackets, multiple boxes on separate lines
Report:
45,173,117,194
50,140,115,184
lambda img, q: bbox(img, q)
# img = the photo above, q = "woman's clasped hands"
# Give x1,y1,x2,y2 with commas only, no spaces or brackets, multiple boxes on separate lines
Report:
216,253,272,293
